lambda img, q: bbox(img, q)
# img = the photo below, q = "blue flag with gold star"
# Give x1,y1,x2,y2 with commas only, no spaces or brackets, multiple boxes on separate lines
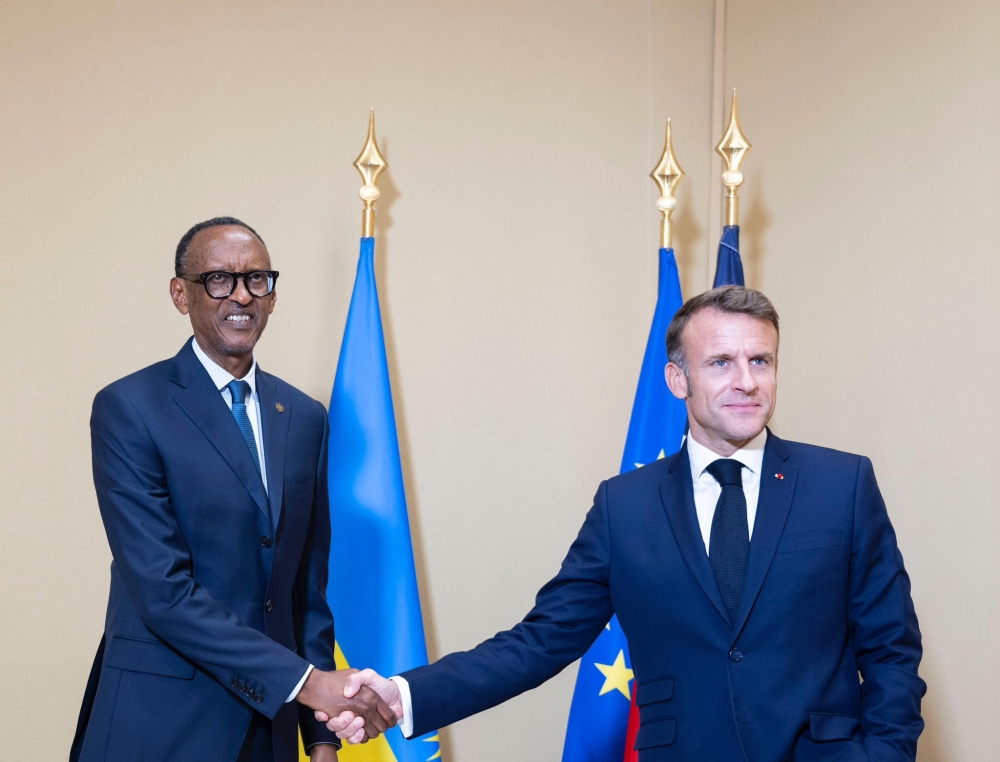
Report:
325,237,441,762
561,246,687,762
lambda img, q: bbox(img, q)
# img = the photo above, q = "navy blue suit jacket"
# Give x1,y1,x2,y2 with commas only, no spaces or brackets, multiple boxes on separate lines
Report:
73,340,337,762
401,433,924,762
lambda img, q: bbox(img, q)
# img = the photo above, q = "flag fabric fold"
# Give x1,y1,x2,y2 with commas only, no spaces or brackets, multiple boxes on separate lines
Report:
325,237,440,762
561,247,687,762
712,225,744,287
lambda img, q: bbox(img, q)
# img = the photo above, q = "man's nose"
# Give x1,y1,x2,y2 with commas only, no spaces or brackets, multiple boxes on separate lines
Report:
230,278,253,305
732,361,757,393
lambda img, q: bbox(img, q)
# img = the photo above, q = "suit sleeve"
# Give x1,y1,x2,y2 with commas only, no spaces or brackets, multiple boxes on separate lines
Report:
294,411,340,750
400,480,615,738
90,386,309,720
850,457,926,761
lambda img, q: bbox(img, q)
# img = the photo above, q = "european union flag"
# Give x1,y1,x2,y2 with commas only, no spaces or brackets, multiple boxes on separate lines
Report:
713,225,744,287
326,237,441,762
561,246,687,762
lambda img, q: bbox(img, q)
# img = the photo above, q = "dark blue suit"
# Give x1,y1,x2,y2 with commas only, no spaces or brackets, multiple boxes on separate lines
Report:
401,433,924,761
73,340,338,762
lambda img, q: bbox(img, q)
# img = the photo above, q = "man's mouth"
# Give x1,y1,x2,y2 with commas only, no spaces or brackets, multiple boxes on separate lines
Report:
224,314,253,324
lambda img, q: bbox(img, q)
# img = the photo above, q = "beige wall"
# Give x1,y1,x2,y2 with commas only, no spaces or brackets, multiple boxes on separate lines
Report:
0,1,996,760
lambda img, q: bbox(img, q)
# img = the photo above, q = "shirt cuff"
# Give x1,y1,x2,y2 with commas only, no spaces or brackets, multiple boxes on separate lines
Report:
389,675,413,738
287,664,315,703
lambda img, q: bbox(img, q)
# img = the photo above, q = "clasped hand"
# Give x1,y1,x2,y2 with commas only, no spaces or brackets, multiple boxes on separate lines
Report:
312,669,402,745
295,668,400,743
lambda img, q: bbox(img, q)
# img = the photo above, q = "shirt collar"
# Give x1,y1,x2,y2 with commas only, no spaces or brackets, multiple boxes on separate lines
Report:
191,337,258,396
687,428,768,483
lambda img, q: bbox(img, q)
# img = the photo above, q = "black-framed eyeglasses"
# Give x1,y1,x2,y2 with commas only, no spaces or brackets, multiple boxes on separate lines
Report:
180,270,279,299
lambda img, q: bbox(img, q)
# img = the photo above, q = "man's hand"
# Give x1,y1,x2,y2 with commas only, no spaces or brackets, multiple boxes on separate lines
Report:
314,669,403,745
296,668,397,741
308,744,338,761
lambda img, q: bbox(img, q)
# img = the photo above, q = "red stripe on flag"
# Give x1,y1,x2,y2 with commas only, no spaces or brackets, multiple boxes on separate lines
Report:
622,681,639,761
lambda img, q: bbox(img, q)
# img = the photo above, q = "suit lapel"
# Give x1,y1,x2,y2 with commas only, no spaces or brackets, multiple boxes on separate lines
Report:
256,369,289,532
659,448,732,627
731,431,796,638
169,341,270,521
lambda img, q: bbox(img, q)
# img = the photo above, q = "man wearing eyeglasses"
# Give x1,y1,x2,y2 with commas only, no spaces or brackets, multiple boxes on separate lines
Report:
70,218,396,762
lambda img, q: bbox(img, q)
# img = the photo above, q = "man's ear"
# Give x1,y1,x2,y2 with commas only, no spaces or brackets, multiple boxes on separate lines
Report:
169,277,190,315
665,362,689,400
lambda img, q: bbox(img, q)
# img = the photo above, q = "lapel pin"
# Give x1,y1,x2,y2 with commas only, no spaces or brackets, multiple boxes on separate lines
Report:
275,403,285,413
775,473,784,480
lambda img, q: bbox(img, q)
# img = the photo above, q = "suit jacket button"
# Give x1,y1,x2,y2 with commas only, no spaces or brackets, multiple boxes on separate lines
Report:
265,599,274,612
231,678,239,689
254,693,264,703
729,648,744,662
260,536,272,548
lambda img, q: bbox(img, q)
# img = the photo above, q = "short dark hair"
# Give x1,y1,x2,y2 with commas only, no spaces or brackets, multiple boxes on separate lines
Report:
666,286,780,371
174,217,266,276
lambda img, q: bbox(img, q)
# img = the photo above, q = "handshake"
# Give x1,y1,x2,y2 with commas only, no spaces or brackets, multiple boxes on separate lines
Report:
297,667,402,744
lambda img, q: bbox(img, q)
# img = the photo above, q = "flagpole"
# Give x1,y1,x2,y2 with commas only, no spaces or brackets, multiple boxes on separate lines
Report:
354,109,388,237
650,119,685,249
330,113,442,762
715,90,752,228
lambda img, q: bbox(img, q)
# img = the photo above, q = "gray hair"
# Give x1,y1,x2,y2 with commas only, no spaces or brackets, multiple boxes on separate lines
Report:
666,285,780,373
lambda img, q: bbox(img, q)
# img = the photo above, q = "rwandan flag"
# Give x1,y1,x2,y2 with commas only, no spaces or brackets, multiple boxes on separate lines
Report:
561,246,688,762
314,236,441,762
713,225,744,287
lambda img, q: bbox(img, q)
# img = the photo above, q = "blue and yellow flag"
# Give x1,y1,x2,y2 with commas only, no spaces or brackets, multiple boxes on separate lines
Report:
324,237,441,762
713,225,744,287
561,246,688,762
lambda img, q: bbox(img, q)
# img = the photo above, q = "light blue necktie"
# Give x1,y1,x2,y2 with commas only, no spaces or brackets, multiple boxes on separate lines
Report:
227,379,262,481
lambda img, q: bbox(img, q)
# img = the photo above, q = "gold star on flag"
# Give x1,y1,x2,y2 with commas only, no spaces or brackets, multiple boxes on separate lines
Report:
594,649,634,699
635,449,667,469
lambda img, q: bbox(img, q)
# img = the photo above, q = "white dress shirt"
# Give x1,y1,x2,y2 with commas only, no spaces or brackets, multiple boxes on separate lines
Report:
390,429,769,738
687,428,767,553
191,337,268,495
390,676,414,738
191,338,313,704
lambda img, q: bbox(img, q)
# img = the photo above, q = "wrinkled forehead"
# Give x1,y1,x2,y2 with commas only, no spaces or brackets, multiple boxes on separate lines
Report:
187,226,270,271
684,308,779,356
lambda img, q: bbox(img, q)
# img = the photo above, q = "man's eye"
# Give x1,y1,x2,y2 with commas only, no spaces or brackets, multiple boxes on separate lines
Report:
750,358,769,366
713,360,728,367
207,273,228,283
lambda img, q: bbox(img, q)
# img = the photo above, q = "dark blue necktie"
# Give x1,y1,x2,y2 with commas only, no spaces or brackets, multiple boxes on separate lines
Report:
227,380,262,481
706,458,749,624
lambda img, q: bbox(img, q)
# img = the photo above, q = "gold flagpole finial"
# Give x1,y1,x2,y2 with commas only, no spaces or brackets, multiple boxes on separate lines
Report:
715,89,752,227
650,119,685,249
354,109,388,238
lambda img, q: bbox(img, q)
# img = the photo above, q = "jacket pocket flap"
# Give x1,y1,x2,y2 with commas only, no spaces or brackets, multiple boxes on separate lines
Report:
634,718,676,750
287,471,317,498
778,529,841,554
105,636,196,680
809,713,860,741
636,676,674,705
